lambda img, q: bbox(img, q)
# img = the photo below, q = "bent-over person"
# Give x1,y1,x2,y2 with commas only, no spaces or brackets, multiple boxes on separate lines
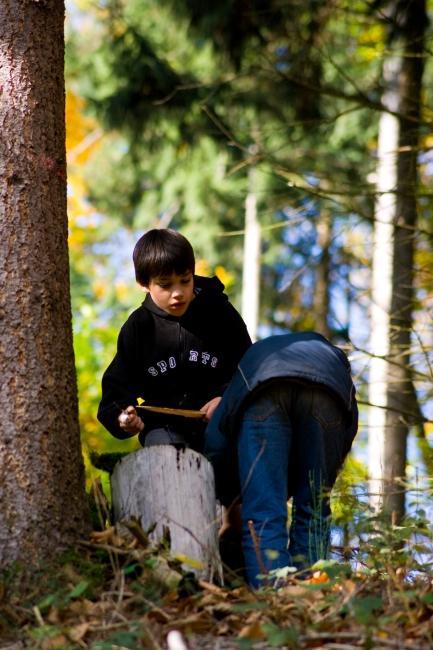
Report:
204,332,358,587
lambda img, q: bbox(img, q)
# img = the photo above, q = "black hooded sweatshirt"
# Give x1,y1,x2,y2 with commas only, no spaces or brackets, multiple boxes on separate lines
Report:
97,275,252,444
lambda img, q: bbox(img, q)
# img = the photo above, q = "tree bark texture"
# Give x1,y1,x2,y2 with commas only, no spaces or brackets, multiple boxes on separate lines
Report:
111,447,223,583
0,0,89,566
383,0,427,518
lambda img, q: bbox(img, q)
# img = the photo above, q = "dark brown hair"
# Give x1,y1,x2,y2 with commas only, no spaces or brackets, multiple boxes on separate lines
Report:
133,229,195,286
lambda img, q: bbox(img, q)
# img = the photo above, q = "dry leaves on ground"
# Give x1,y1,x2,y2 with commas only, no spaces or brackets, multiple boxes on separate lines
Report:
1,523,432,649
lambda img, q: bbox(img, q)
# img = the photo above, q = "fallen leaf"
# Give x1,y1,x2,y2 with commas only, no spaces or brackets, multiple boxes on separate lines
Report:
62,563,82,583
305,571,329,585
90,526,122,545
46,607,60,625
198,580,226,596
216,622,230,635
238,620,265,640
171,613,213,634
341,579,357,594
173,553,204,570
67,622,90,642
41,635,68,650
277,585,310,597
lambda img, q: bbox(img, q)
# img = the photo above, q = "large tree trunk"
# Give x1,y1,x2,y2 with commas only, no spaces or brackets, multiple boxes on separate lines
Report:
0,0,90,567
368,0,426,520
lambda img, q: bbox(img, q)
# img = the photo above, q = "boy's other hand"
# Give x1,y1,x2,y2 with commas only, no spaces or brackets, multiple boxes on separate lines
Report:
118,406,144,436
200,396,222,421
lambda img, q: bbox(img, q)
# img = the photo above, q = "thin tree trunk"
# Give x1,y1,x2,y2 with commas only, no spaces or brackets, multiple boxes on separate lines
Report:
368,1,427,520
242,158,260,342
0,0,90,567
383,0,426,519
313,210,332,339
368,56,399,511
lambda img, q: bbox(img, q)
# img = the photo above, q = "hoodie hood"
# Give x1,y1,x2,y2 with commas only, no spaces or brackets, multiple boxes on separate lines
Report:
194,274,225,295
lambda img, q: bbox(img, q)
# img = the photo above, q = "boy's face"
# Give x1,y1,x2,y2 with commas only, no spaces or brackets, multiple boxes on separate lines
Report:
144,271,194,317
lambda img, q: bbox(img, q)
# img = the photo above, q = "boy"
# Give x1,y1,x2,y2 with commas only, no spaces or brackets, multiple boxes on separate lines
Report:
204,332,358,587
97,229,252,449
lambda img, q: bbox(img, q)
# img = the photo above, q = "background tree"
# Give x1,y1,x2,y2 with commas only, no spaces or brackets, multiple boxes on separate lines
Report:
0,0,90,567
368,0,428,520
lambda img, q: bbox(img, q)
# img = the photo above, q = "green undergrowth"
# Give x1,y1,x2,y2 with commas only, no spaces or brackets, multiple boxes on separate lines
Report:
1,502,432,649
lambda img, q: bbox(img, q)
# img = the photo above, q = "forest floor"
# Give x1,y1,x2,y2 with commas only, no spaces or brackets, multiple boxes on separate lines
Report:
1,512,433,650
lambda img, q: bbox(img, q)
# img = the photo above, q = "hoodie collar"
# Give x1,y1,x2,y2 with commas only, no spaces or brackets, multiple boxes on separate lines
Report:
142,289,199,320
142,293,179,319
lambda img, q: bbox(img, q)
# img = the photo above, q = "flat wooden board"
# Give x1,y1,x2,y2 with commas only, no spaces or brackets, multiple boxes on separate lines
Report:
136,404,205,419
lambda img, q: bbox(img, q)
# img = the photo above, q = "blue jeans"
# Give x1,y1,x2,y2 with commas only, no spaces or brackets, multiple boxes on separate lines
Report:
238,381,352,587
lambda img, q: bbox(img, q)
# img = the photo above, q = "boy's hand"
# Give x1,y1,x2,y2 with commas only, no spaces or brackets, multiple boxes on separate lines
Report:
200,396,222,421
118,406,144,436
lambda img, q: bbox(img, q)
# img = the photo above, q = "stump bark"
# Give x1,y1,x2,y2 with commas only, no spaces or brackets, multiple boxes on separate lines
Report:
111,446,223,582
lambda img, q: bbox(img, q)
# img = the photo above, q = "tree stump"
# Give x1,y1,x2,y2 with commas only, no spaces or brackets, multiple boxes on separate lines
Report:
111,446,223,583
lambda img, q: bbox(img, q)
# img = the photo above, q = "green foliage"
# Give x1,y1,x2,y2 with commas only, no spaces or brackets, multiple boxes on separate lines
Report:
346,595,383,626
68,0,383,338
67,0,380,335
91,626,141,650
262,622,299,648
36,580,90,612
332,456,369,525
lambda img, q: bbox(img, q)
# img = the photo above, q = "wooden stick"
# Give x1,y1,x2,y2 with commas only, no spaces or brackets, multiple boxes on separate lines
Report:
247,519,269,578
136,405,205,419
